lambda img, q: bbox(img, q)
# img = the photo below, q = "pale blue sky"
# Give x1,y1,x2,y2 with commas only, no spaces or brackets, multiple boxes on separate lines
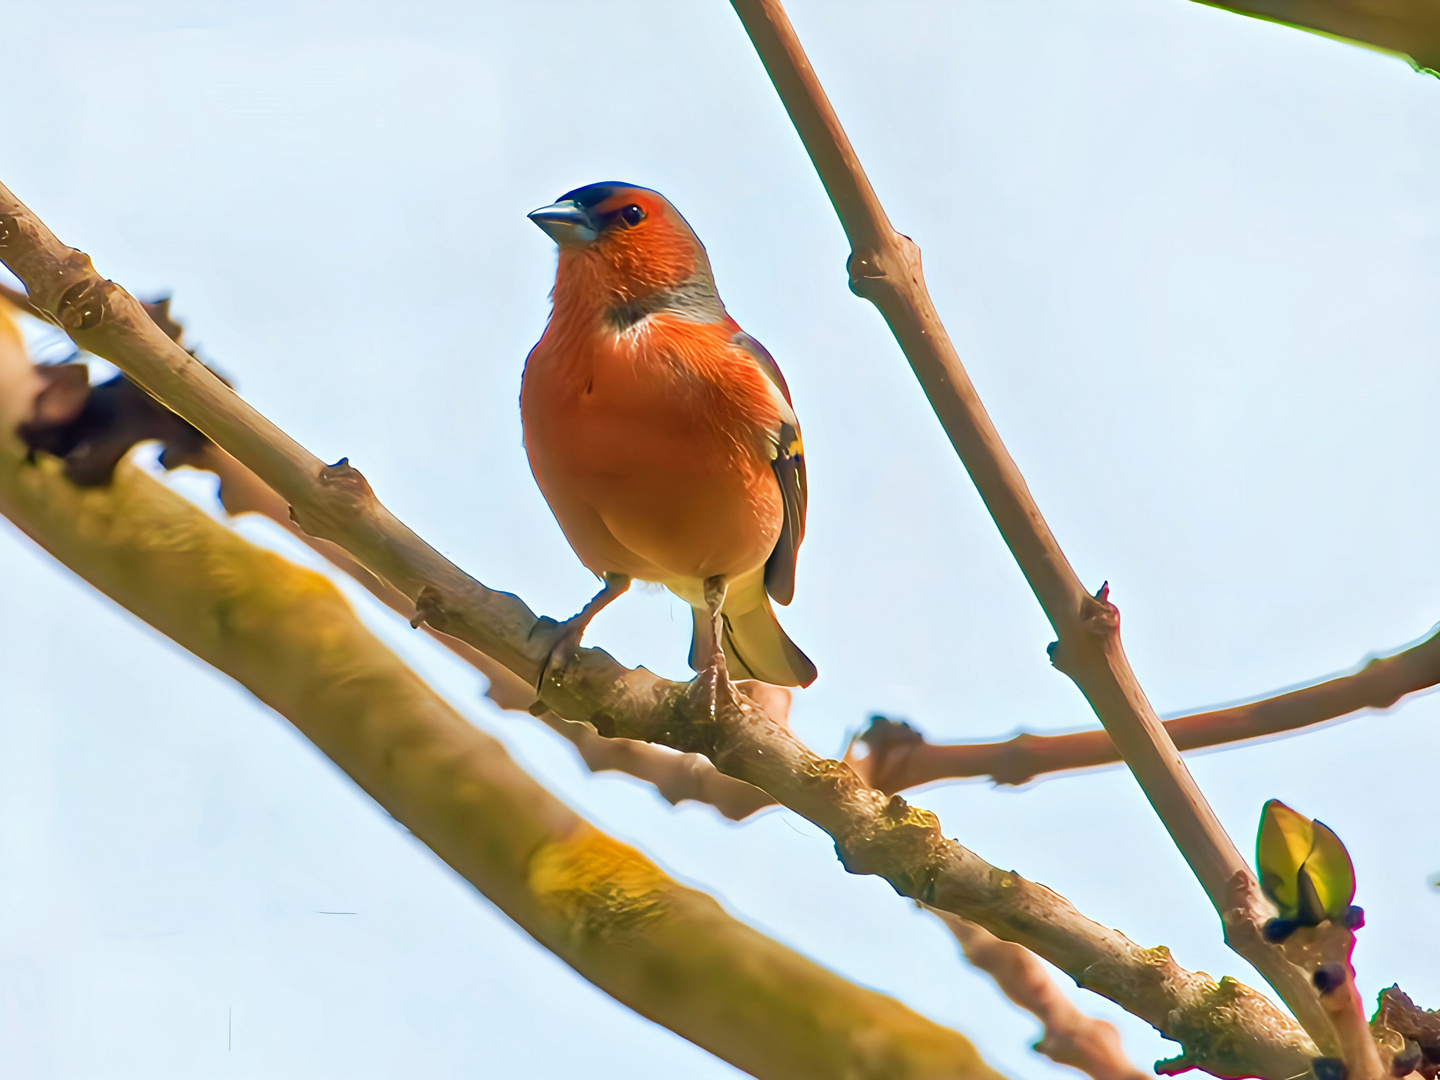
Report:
1,2,1438,1077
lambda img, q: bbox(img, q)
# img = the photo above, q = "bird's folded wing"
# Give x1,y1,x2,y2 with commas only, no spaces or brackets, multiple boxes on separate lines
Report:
732,331,806,606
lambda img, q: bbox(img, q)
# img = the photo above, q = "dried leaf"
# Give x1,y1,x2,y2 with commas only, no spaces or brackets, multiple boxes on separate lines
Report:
17,368,211,486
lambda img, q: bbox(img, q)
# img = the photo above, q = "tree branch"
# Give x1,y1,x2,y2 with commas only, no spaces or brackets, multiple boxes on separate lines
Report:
0,283,771,823
1193,0,1440,73
729,0,1340,1056
849,626,1440,790
0,182,1316,1076
0,307,1209,1080
0,278,52,324
0,316,1008,1080
192,442,777,822
931,910,1151,1080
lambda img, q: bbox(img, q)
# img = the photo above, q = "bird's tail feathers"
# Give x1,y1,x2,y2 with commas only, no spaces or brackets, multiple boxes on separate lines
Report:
689,596,817,688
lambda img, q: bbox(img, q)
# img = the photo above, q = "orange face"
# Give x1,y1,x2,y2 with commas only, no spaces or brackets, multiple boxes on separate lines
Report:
583,188,699,298
530,183,717,319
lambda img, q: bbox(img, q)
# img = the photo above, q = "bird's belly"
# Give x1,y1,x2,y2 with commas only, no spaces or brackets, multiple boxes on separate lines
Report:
527,385,781,585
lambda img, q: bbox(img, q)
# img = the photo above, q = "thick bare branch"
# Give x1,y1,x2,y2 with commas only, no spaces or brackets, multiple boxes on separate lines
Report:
0,183,1316,1077
850,627,1440,790
728,0,1339,1055
0,318,1007,1080
1194,0,1440,73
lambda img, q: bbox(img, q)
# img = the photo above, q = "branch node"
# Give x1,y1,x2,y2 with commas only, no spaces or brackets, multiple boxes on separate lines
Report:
1080,582,1119,637
291,455,377,538
318,456,371,494
1314,963,1347,996
411,584,445,630
55,277,108,332
845,248,887,296
834,793,943,899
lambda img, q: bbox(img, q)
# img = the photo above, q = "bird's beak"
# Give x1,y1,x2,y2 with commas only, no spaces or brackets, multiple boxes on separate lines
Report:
528,200,598,246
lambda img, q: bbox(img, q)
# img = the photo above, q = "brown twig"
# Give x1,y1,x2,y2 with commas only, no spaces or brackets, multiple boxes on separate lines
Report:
1372,986,1440,1079
849,627,1440,790
1276,923,1385,1080
0,278,51,324
728,0,1338,1058
1194,0,1440,72
931,909,1151,1080
0,179,1316,1077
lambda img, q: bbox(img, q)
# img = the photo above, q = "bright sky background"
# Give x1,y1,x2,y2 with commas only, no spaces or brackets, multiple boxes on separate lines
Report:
1,2,1438,1077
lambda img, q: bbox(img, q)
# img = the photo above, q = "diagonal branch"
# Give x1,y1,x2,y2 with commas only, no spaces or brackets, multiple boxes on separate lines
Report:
1193,0,1440,73
193,442,778,822
0,278,51,323
0,183,1316,1076
729,0,1341,1056
851,625,1440,790
0,303,1182,1078
932,910,1151,1080
0,339,1005,1079
0,281,773,823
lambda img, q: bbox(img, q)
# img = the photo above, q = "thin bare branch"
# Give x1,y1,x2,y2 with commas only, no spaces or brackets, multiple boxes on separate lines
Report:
850,627,1440,790
0,278,51,324
729,0,1338,1055
0,181,1316,1078
932,910,1150,1080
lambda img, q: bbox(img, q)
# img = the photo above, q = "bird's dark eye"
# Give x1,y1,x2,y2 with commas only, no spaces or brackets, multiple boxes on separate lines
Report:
619,204,645,226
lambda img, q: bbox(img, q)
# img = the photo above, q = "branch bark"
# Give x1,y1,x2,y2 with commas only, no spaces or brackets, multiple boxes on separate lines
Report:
191,442,776,822
728,0,1341,1058
0,314,1007,1080
0,183,1317,1076
849,627,1440,790
932,910,1151,1080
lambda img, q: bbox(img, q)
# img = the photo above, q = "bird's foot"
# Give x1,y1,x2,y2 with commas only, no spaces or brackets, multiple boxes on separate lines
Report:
692,574,738,721
532,573,630,691
695,643,740,722
535,619,585,690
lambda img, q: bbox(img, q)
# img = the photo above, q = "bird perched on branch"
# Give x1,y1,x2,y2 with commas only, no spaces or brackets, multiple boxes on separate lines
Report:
522,182,816,689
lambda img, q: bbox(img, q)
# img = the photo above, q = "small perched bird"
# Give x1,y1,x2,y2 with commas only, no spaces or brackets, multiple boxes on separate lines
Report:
522,181,816,688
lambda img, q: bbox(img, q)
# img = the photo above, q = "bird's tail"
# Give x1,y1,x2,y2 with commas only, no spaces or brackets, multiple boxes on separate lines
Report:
689,595,817,688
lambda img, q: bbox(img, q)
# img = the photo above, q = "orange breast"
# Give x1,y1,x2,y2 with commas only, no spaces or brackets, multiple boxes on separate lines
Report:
521,316,782,585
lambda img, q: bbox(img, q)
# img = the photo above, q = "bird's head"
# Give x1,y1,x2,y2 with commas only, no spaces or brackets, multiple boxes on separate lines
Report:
529,182,723,329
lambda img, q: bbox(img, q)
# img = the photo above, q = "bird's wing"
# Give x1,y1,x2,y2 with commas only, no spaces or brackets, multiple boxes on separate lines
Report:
732,330,806,606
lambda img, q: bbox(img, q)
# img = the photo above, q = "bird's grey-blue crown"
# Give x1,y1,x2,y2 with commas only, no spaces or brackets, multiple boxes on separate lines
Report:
558,181,654,209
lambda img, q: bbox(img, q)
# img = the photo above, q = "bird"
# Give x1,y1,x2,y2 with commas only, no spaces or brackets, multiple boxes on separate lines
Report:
521,181,816,689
